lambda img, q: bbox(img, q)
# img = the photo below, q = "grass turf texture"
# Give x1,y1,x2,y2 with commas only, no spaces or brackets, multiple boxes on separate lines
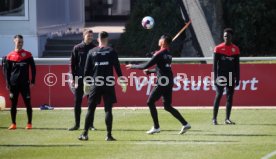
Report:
0,109,275,159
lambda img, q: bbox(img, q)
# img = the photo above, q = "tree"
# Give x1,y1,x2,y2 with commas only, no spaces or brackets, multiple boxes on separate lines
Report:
223,0,276,56
116,0,185,57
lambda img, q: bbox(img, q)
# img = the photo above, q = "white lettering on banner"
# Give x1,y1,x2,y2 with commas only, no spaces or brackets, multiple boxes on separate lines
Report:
251,78,259,90
134,76,148,91
147,76,156,95
234,78,259,91
132,75,259,95
183,79,191,91
173,76,182,91
191,81,201,91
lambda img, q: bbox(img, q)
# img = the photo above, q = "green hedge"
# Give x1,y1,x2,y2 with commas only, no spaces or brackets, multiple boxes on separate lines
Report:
117,0,276,57
223,0,276,56
116,0,185,57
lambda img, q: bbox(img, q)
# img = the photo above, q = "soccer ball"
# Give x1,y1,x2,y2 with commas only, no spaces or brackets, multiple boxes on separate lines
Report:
141,16,155,29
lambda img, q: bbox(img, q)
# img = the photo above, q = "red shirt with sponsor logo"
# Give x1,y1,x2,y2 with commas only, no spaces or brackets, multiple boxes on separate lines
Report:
5,49,36,86
213,43,240,80
214,43,240,56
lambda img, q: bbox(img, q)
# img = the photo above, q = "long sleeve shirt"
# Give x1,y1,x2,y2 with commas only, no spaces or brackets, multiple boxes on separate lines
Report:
213,43,240,81
131,48,173,85
6,49,36,86
70,41,96,80
84,46,123,85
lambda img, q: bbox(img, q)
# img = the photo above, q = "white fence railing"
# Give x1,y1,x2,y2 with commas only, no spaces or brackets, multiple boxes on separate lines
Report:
1,57,276,65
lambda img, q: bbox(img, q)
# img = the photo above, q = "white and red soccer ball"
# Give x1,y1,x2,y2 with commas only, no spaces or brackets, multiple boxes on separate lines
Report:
141,16,155,29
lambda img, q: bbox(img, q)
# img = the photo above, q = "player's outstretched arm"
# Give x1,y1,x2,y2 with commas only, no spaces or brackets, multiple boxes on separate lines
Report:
143,69,156,75
126,54,160,70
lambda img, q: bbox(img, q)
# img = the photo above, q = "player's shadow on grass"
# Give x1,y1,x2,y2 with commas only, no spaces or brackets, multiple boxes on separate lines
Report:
121,139,239,143
32,127,68,131
0,127,67,130
0,144,82,147
203,133,276,137
238,123,276,126
112,129,208,132
82,129,148,132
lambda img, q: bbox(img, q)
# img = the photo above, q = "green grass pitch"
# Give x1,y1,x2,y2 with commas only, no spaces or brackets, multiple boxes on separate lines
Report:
0,108,276,159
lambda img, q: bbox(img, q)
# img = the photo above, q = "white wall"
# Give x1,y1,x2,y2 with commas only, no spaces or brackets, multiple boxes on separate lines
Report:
0,0,85,57
0,35,39,56
36,0,84,35
0,0,38,57
112,0,130,15
68,0,85,26
36,0,84,57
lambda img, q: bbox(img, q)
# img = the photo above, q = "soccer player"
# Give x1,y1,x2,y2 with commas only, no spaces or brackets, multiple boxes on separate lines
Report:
78,31,126,141
212,28,240,125
68,29,97,131
5,35,36,130
126,34,191,134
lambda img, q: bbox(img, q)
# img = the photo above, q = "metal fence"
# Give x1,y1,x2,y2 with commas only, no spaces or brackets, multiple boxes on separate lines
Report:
1,57,276,65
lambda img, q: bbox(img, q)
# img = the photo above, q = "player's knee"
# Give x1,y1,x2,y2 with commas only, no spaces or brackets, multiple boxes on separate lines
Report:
227,94,233,98
87,106,96,113
74,105,81,111
226,91,233,97
24,100,32,107
215,92,223,98
226,95,233,102
105,108,112,113
26,107,32,112
215,88,224,95
147,100,155,107
11,105,17,111
164,104,173,112
104,105,112,113
88,102,97,110
164,107,171,112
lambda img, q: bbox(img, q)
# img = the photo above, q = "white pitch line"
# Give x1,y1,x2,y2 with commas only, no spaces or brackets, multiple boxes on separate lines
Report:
85,141,233,145
133,141,232,145
2,106,276,111
262,151,276,159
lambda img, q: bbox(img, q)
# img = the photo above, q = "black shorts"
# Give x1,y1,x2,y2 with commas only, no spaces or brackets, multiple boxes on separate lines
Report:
9,83,31,101
147,85,172,105
88,86,117,105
